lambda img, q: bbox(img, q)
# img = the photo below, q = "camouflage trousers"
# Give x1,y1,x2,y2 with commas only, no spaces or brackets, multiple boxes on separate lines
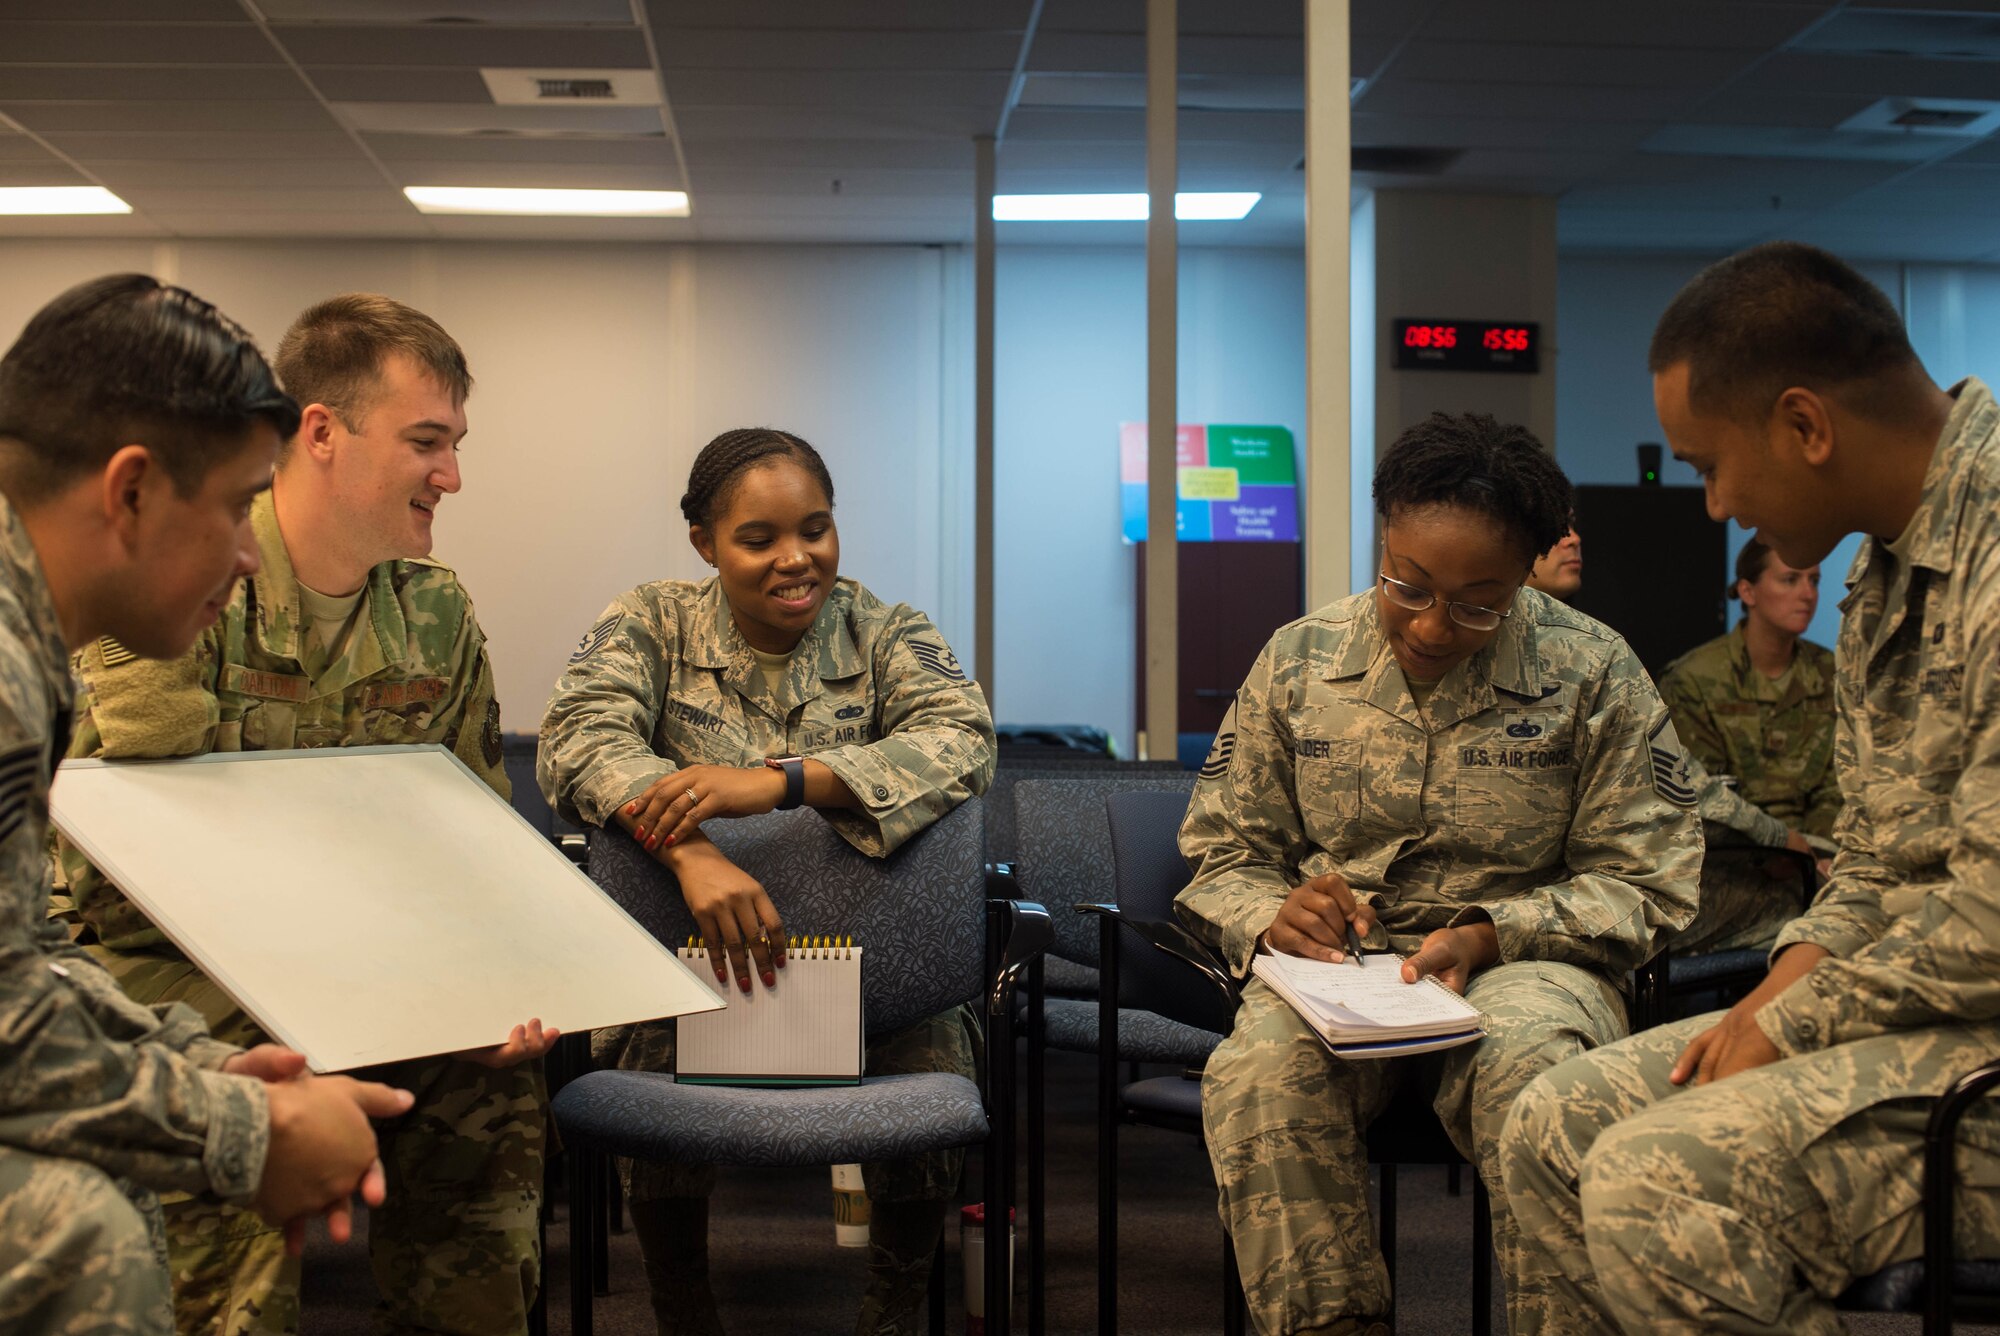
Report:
87,946,546,1336
1671,854,1809,957
0,1146,172,1336
1500,1012,2000,1335
594,1003,981,1204
1201,960,1628,1336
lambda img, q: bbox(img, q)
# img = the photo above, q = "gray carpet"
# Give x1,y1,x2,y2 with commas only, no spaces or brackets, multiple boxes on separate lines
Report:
297,1048,1975,1335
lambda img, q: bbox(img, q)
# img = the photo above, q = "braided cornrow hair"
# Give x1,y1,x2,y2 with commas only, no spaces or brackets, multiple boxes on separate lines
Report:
680,427,836,528
1373,412,1573,565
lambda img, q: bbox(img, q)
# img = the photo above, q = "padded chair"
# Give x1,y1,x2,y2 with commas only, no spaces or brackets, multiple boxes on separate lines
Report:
1837,1055,2000,1332
499,731,589,867
1657,845,1819,1020
984,757,1187,869
552,797,1052,1336
1091,789,1496,1336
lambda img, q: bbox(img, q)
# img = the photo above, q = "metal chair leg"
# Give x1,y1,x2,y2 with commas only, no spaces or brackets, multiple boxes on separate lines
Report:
1097,914,1121,1336
928,1234,947,1336
1222,1231,1246,1336
1027,958,1046,1336
570,1143,599,1336
1380,1164,1397,1334
593,1153,613,1297
1472,1172,1493,1336
608,1164,626,1234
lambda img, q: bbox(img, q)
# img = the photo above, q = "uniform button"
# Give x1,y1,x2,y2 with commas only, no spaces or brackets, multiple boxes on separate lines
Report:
1797,1019,1818,1041
873,784,890,801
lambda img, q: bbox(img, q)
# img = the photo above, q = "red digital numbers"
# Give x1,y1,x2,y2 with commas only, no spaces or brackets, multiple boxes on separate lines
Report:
1403,323,1458,350
1481,326,1531,353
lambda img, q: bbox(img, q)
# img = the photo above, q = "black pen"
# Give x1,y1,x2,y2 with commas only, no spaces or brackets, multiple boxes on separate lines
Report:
1344,920,1366,968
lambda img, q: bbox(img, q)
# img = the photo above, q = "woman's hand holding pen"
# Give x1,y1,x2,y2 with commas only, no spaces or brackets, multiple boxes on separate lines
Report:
1263,871,1378,963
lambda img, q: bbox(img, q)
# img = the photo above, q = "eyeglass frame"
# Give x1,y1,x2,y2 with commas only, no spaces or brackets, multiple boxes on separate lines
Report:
1375,551,1520,632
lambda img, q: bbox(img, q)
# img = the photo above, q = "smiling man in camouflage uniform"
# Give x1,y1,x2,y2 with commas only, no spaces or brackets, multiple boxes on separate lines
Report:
50,294,550,1336
1502,242,2000,1334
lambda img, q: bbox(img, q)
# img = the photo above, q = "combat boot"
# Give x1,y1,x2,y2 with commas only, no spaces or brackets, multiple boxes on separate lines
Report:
853,1198,947,1336
628,1197,725,1336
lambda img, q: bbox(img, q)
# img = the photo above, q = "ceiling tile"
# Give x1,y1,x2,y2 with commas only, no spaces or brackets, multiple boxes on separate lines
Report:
1392,40,1757,89
1422,0,1827,50
1359,79,1698,122
2,101,342,133
365,134,677,165
306,66,495,103
1675,88,1879,128
999,107,1303,144
650,28,1019,71
1029,33,1303,79
680,138,971,170
0,67,312,101
0,162,94,186
258,0,633,21
42,132,366,161
90,158,390,189
0,21,271,64
644,1,1036,32
140,210,431,237
1567,153,1909,211
1351,111,1649,153
664,70,1012,110
0,213,165,238
116,186,409,213
270,24,650,69
671,105,986,141
334,103,663,136
386,161,685,190
1754,51,2000,100
0,1,243,17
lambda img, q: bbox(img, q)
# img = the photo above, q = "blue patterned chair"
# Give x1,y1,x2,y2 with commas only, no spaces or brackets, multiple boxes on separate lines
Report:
552,796,1050,1336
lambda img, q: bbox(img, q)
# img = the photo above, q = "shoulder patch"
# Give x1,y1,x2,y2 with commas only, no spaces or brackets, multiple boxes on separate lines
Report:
0,738,39,845
481,697,504,769
97,637,137,669
907,637,967,682
569,614,621,665
1199,730,1235,781
1646,715,1698,809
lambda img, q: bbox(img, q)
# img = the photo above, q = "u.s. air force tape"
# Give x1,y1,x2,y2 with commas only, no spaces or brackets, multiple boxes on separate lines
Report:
907,638,967,681
0,740,39,845
569,614,620,664
1646,716,1698,809
1200,730,1235,780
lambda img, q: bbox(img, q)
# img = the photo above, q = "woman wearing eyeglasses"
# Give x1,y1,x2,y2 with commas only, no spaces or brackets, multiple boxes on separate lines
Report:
1177,412,1701,1336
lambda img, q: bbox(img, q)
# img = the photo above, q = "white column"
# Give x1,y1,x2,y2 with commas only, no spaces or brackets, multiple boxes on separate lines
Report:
973,134,996,702
1143,0,1178,760
1304,0,1352,610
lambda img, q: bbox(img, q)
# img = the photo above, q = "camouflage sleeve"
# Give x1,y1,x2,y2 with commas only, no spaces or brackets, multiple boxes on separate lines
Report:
56,631,224,953
815,608,995,858
435,600,508,802
1758,553,2000,1054
538,594,678,828
1172,639,1313,977
1661,660,1789,846
1802,745,1844,842
0,678,267,1200
1464,643,1702,975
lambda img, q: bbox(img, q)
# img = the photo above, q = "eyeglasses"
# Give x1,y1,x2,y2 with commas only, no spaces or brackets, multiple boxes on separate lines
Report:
1376,570,1515,632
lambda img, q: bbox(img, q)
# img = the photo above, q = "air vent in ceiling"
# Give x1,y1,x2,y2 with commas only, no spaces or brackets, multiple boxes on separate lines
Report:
1838,97,2000,139
480,68,662,107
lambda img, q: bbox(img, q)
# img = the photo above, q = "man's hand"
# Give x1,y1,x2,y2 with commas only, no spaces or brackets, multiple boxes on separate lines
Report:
1262,871,1377,962
462,1018,560,1069
256,1075,414,1251
1672,942,1829,1086
221,1044,308,1083
1400,920,1499,996
622,765,787,852
667,837,788,992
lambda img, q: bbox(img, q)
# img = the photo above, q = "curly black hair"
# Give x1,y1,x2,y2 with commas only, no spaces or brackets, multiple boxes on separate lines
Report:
1372,412,1573,564
679,427,835,529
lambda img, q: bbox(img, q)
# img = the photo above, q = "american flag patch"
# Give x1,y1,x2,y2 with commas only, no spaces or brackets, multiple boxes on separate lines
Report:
0,740,40,845
907,638,967,682
97,637,137,668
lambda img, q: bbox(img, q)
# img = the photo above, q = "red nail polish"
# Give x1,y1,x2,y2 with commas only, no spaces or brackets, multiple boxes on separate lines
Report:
738,977,752,994
631,827,645,841
645,837,658,850
662,835,677,847
714,969,726,982
761,971,775,987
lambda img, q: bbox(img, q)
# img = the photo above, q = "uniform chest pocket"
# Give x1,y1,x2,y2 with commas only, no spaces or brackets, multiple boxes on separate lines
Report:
1294,737,1361,825
1455,740,1578,845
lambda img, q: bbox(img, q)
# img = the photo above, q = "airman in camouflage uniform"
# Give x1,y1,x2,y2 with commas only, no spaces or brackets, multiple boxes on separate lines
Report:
50,490,542,1335
1660,625,1839,953
1500,274,2000,1329
539,573,992,1330
1178,584,1700,1336
0,493,273,1335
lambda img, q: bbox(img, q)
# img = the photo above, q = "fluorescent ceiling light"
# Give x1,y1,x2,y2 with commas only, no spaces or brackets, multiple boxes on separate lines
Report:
993,192,1261,222
0,186,131,215
403,186,689,217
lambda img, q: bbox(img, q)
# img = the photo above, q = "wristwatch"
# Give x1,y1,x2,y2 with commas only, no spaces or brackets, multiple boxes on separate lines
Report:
764,755,806,810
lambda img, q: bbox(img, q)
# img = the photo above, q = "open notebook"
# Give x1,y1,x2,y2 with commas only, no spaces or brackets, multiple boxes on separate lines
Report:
1252,952,1484,1059
675,935,864,1087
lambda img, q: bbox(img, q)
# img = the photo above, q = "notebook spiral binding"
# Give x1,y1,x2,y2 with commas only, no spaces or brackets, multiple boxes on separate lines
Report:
682,933,854,959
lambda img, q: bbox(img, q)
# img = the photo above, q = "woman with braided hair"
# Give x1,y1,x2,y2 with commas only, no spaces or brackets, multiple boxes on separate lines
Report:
1177,411,1701,1335
538,426,993,1336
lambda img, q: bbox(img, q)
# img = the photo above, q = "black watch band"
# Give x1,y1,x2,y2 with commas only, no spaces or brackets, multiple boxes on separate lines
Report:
766,756,806,810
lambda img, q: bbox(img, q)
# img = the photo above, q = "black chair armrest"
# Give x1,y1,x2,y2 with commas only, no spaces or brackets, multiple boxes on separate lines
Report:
986,898,1053,1019
1077,902,1241,1021
1924,1056,2000,1326
985,862,1018,899
558,832,590,869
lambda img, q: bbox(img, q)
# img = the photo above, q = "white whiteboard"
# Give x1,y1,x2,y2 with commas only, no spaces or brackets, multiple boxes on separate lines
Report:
52,745,721,1073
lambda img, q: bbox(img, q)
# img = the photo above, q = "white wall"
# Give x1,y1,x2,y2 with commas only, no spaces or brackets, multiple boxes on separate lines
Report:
993,246,1306,755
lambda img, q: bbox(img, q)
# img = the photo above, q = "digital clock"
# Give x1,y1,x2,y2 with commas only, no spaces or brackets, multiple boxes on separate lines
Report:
1392,319,1540,373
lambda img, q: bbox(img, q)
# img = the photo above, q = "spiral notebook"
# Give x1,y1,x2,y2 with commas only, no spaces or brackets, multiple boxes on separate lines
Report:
675,935,865,1087
1252,952,1484,1059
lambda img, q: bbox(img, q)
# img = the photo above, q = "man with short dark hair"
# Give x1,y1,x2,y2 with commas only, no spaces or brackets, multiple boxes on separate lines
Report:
52,292,551,1335
0,273,413,1336
1502,241,2000,1333
1524,521,1582,600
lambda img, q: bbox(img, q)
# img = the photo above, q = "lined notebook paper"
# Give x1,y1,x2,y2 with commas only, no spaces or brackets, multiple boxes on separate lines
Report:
1252,952,1484,1058
675,937,865,1086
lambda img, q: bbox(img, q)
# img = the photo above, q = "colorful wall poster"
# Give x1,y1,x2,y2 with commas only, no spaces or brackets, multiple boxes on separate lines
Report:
1120,422,1299,543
